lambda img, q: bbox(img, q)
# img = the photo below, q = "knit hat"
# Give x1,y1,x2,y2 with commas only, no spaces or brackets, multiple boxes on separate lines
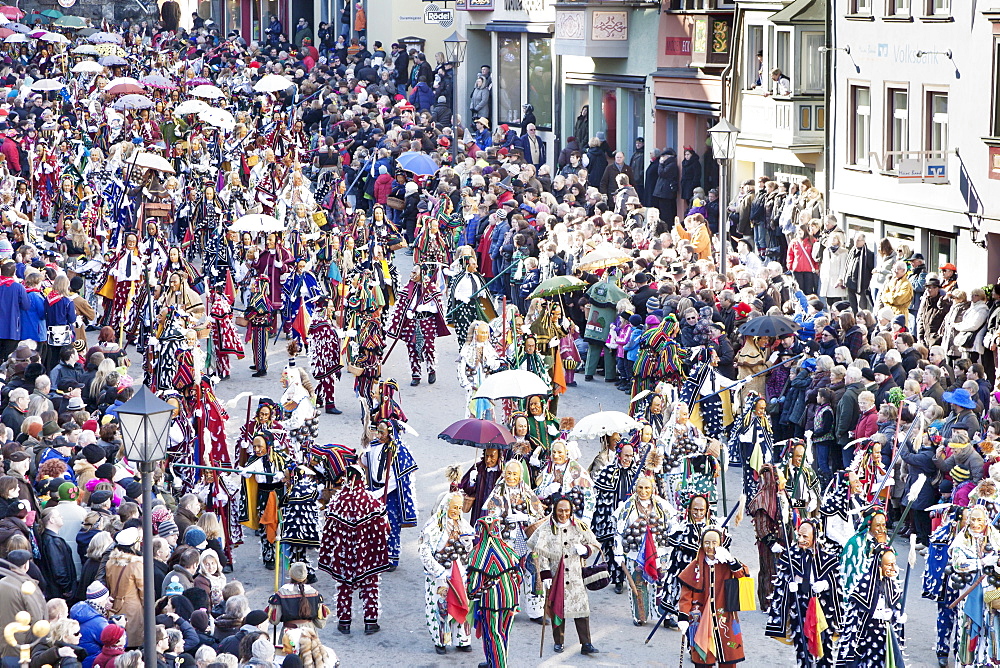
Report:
378,165,387,175
823,325,838,338
190,609,211,634
289,562,308,583
628,314,643,327
5,549,30,567
82,419,99,434
122,480,142,501
182,587,208,613
95,463,116,481
184,526,207,548
57,482,79,502
245,610,269,627
164,576,185,597
87,581,110,600
873,363,891,376
90,490,113,506
861,367,876,382
99,625,125,647
157,517,179,538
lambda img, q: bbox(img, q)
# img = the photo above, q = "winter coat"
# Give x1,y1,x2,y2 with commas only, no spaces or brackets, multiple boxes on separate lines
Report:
643,160,659,207
917,292,950,348
0,279,29,340
899,442,940,511
854,407,878,440
599,162,635,197
585,146,608,188
679,153,701,201
844,245,875,296
20,290,45,342
372,174,393,205
106,549,144,648
652,157,679,200
527,518,601,618
30,640,84,668
39,529,77,600
836,382,865,446
871,252,897,292
0,571,47,659
70,602,108,668
819,246,849,298
469,85,490,117
879,275,913,316
954,299,990,354
408,82,434,112
430,102,452,125
786,238,817,274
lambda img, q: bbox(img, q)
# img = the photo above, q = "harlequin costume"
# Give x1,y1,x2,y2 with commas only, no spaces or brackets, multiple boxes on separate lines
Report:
747,464,785,611
466,517,523,668
318,466,391,635
238,429,288,569
613,490,675,625
352,315,385,401
921,506,964,666
281,466,322,579
387,268,450,384
307,301,343,414
362,419,418,568
244,277,278,377
592,454,637,591
208,290,245,379
837,544,906,668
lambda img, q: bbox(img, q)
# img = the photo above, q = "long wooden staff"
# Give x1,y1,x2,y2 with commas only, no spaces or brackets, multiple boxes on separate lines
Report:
623,566,647,623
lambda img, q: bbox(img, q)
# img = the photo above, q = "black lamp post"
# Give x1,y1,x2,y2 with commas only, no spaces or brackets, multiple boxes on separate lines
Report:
443,30,468,165
116,386,174,666
707,117,740,272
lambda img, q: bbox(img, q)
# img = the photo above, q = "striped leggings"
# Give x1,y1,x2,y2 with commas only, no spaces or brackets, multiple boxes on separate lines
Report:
477,609,515,668
250,327,268,371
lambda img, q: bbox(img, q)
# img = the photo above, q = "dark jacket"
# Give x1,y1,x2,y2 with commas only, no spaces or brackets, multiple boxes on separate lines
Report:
917,292,950,348
585,146,608,188
430,102,452,125
652,155,679,200
844,245,875,296
70,602,108,668
643,159,660,207
39,529,77,600
599,162,635,197
680,153,702,201
836,381,865,446
898,440,941,511
0,279,29,340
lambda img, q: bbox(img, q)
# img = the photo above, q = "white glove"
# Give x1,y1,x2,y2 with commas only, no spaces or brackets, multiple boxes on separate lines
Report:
985,555,999,568
898,613,908,625
677,620,689,634
549,337,559,348
811,580,829,594
507,512,531,523
575,543,588,556
873,608,892,621
713,546,733,564
788,581,799,593
771,543,784,554
468,469,477,485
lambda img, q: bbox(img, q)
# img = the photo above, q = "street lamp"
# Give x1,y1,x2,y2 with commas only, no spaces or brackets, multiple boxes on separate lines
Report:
116,386,173,668
707,117,740,273
443,30,468,165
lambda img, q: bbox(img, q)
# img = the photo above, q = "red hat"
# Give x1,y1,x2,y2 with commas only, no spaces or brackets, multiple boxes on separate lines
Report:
941,263,957,272
438,136,450,148
394,94,404,101
83,419,98,433
100,625,125,647
249,60,260,68
732,302,752,316
500,124,509,132
498,147,508,157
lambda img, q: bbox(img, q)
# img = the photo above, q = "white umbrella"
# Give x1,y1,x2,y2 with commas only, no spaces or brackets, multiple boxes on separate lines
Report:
252,73,293,93
3,33,27,43
190,84,225,99
40,32,69,43
128,151,175,174
103,77,140,90
230,214,283,233
30,78,64,91
473,370,550,401
198,107,235,132
570,411,642,440
72,44,98,55
71,61,103,74
173,99,209,115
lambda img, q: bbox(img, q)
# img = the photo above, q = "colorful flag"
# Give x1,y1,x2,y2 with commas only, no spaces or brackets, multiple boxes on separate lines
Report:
692,597,715,662
634,525,660,584
291,299,311,341
446,561,470,625
804,596,829,658
544,556,566,626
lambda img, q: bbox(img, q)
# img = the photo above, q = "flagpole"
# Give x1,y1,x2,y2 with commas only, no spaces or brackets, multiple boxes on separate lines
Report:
538,581,547,658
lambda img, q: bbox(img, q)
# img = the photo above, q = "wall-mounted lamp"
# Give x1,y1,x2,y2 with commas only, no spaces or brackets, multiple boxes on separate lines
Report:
915,49,953,59
818,45,850,54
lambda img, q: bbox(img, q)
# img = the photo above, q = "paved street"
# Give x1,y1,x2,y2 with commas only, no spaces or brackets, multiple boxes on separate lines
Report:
199,259,941,668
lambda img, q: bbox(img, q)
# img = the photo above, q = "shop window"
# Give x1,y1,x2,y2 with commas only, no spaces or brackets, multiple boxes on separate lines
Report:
927,91,948,153
527,37,552,129
850,85,871,166
497,34,522,125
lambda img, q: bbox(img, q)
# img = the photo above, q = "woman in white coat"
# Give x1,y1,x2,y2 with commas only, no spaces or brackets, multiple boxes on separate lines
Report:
819,230,849,303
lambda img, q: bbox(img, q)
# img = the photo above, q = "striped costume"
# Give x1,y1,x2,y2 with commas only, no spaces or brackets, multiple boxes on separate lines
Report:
467,518,523,668
362,426,418,566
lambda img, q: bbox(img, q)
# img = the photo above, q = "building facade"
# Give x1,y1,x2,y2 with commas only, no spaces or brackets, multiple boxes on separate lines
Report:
830,0,1000,286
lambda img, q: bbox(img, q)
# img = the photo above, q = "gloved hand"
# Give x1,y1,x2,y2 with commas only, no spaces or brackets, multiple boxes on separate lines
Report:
549,337,559,348
575,543,588,556
677,620,689,634
811,580,829,594
771,543,784,554
873,608,892,621
898,613,908,625
507,512,531,523
788,581,799,593
713,546,733,564
985,554,999,568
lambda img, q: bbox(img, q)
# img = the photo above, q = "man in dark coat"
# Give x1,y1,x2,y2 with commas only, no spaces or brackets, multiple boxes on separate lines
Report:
392,44,410,95
460,448,504,521
642,149,661,208
652,148,679,224
630,273,656,319
917,278,950,347
629,137,646,201
599,151,636,197
844,232,875,311
835,367,866,470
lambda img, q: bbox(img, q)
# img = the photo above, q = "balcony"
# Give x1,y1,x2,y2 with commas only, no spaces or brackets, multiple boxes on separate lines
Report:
739,92,825,152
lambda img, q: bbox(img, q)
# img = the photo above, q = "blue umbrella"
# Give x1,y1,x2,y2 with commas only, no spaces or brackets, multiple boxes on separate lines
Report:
396,152,439,176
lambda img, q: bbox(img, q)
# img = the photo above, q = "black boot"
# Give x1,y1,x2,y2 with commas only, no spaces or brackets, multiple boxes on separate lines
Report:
337,623,350,635
252,370,267,378
364,622,380,635
326,404,342,415
581,644,600,655
428,371,437,384
410,377,420,386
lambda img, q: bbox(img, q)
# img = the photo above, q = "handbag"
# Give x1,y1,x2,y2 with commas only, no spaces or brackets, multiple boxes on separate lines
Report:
386,196,405,211
581,550,611,591
235,315,249,328
675,458,718,508
954,330,975,348
46,324,74,347
723,575,756,612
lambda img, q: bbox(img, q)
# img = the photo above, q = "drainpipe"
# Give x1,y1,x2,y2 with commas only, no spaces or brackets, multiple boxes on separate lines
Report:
824,0,833,206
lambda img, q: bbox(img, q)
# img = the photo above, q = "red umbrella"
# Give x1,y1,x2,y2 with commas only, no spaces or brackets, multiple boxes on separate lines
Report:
0,6,24,20
0,28,12,38
438,418,515,449
107,82,144,95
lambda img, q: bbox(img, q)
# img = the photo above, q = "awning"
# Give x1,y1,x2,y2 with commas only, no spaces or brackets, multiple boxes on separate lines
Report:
654,97,721,116
484,21,554,34
770,0,825,24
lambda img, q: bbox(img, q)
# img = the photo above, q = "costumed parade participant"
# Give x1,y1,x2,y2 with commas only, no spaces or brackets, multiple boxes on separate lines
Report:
592,443,638,593
747,463,787,611
923,505,965,668
362,419,418,569
949,504,1000,667
730,392,774,500
388,264,450,386
239,431,287,570
837,546,907,668
660,494,724,629
460,447,506,522
466,517,523,668
457,321,501,419
280,465,322,580
841,507,891,597
244,276,279,378
533,437,596,522
446,250,490,347
307,297,344,415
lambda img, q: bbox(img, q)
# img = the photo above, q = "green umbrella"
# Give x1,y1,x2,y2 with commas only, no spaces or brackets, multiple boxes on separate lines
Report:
528,275,586,300
586,278,627,307
29,14,51,24
40,9,63,18
54,16,86,27
76,26,98,36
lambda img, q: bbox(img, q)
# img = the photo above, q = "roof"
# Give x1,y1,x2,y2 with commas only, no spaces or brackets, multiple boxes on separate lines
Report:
770,0,825,24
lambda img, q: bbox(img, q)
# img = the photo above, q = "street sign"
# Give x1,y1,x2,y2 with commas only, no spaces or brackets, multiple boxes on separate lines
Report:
897,159,922,183
424,6,454,25
925,160,948,184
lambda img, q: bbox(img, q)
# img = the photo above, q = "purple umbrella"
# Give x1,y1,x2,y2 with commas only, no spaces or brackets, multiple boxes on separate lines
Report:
438,418,515,449
139,74,176,90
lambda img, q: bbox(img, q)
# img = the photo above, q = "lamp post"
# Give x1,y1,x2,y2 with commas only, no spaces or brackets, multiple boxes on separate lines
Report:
707,117,740,273
443,30,467,165
115,386,174,667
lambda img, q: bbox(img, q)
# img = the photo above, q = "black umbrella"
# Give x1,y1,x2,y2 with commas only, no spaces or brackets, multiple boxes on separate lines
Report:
739,314,798,338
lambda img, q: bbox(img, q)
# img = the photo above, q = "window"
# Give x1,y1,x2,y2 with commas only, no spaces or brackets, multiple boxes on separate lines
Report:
852,0,872,13
497,35,522,125
850,86,871,166
927,231,955,273
746,25,763,89
929,0,950,15
927,91,948,153
887,88,908,169
774,30,790,80
888,0,910,16
526,37,552,128
801,32,825,93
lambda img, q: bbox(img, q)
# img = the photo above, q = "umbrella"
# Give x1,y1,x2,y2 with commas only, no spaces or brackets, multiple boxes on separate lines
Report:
190,84,225,99
28,30,45,38
40,9,63,18
54,16,86,28
576,245,633,272
104,77,140,89
99,56,128,67
0,7,24,20
586,278,628,308
107,82,143,95
528,275,586,300
128,151,175,173
199,107,235,132
473,369,550,401
94,44,125,57
71,61,103,73
28,14,50,24
39,32,68,43
6,22,28,33
173,99,209,115
0,28,12,38
439,419,515,449
72,44,98,54
570,410,642,440
739,314,799,338
3,32,26,42
30,78,64,91
140,74,175,90
88,31,122,44
253,73,293,93
112,94,153,110
230,214,282,233
186,77,212,86
396,151,438,176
